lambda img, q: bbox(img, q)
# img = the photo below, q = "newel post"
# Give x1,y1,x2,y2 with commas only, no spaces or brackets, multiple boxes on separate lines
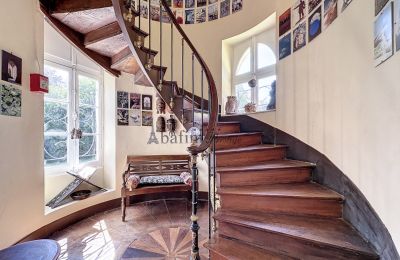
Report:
189,152,200,260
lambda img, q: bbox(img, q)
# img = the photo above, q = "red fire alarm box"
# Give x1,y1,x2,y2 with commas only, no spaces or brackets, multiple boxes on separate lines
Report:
30,74,49,93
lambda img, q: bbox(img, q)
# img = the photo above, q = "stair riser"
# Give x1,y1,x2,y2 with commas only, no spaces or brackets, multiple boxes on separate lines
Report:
217,222,376,260
214,124,241,134
219,194,342,218
216,148,286,167
209,252,228,260
215,134,262,149
217,168,311,188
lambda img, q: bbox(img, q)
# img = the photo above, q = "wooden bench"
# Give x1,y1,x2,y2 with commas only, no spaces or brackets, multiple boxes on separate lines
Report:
121,155,191,221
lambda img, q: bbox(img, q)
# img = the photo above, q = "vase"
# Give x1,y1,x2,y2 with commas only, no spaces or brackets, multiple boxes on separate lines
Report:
225,96,238,114
244,102,257,113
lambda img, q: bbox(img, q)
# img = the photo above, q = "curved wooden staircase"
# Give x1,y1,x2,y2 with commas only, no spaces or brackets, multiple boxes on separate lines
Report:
205,121,378,259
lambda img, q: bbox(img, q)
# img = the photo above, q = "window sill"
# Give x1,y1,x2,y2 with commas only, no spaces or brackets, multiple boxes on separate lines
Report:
223,109,276,117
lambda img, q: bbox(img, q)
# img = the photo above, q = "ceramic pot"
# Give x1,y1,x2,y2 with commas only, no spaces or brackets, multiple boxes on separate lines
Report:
225,96,238,114
244,102,257,113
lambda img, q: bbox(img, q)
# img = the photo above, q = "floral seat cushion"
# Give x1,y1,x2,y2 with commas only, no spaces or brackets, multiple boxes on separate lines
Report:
139,175,184,186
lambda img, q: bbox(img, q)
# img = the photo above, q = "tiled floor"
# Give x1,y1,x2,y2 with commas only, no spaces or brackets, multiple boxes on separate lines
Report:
51,199,209,260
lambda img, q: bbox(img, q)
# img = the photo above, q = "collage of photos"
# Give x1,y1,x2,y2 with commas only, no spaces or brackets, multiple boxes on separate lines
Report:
139,0,243,25
279,0,353,61
117,91,154,127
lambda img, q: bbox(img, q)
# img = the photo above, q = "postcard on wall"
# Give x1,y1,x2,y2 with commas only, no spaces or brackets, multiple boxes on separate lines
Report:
185,9,195,24
185,0,195,8
174,9,184,24
117,91,129,109
142,111,153,126
117,109,129,126
232,0,243,13
150,5,160,21
174,0,184,8
293,22,307,52
1,51,22,85
220,0,231,18
129,110,141,126
0,84,21,117
375,0,389,16
292,0,307,27
308,0,322,14
339,0,352,12
196,7,207,23
279,33,292,60
130,93,141,109
208,0,218,4
395,0,400,51
279,8,291,36
374,2,393,66
197,0,207,7
309,6,322,42
140,1,149,18
323,0,338,29
208,4,219,21
142,94,153,110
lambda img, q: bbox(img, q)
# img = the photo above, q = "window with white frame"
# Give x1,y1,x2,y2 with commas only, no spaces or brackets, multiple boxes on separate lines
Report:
43,59,102,172
233,30,276,113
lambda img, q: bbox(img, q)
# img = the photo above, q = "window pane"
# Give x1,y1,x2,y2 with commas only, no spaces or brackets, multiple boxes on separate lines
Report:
258,76,276,110
257,43,276,69
258,75,276,88
44,135,68,166
44,101,68,133
79,135,97,164
235,83,252,112
44,65,69,101
258,87,271,107
236,48,251,75
79,75,99,106
79,106,97,134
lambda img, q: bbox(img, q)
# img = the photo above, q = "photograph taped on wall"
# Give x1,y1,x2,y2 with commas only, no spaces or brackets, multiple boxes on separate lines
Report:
395,0,400,51
196,7,206,23
0,84,21,117
232,0,243,13
117,109,129,126
279,8,291,36
375,0,389,16
208,4,219,21
308,0,322,14
185,9,195,24
130,93,141,109
150,5,160,21
374,2,393,66
220,0,231,18
185,0,195,8
209,0,218,4
117,91,129,109
279,33,292,60
141,1,149,18
142,94,153,110
339,0,352,12
293,22,307,52
309,6,322,42
197,0,207,7
174,0,184,8
1,51,22,85
142,111,153,126
162,10,172,23
292,0,306,27
174,9,184,24
324,0,338,28
129,110,141,126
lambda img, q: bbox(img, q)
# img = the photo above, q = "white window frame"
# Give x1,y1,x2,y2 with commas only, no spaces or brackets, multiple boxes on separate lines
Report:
44,49,104,175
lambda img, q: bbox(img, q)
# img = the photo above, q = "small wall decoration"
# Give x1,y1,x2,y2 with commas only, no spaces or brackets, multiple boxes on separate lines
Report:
150,5,161,21
309,6,322,42
293,22,307,52
117,91,129,109
142,111,153,126
232,0,243,13
308,0,322,14
130,93,141,109
209,0,218,4
166,115,177,136
339,0,352,12
279,8,291,36
129,110,141,126
196,7,207,23
0,84,21,117
208,4,219,21
142,94,153,110
395,0,400,51
279,33,292,60
197,0,207,7
174,0,184,8
140,1,149,18
374,2,393,66
117,109,129,126
156,116,166,132
220,0,231,18
1,51,22,85
185,0,195,8
156,95,166,114
174,9,184,24
185,9,195,24
375,0,389,16
323,0,338,28
292,0,306,27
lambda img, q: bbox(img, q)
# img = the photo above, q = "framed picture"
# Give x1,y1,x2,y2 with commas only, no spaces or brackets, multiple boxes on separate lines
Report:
129,110,141,126
185,0,195,8
293,22,307,52
279,8,291,36
308,0,322,14
309,6,322,42
197,0,207,7
173,0,184,8
395,0,400,51
185,9,195,24
323,0,338,29
142,111,153,126
0,84,22,117
339,0,352,12
117,109,129,126
140,2,149,18
374,2,393,66
220,0,231,18
174,9,184,24
117,91,129,109
208,0,218,4
142,94,153,110
279,33,292,60
375,0,389,16
130,93,141,109
232,0,243,13
208,4,219,21
1,51,22,85
196,7,207,23
150,5,160,21
292,0,307,27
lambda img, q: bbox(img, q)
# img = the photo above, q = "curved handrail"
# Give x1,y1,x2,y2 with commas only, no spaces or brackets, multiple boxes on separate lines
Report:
159,0,218,155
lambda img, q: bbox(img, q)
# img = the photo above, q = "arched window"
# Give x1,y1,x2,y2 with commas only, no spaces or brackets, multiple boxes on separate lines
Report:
236,48,251,75
257,43,276,69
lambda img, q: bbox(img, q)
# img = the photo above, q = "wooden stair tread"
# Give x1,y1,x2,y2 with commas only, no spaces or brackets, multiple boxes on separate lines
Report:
215,210,377,258
215,132,263,138
205,236,292,260
140,46,158,55
215,144,287,154
218,182,343,200
131,25,149,37
217,159,315,173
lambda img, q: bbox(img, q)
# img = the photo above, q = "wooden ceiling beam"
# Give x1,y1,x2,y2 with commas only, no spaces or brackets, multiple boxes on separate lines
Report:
52,0,112,13
84,21,122,46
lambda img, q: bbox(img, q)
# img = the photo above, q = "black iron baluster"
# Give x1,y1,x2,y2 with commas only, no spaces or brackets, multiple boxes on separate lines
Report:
192,53,195,128
138,0,141,29
190,154,200,260
201,69,204,140
207,85,211,241
181,38,185,123
158,0,163,90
